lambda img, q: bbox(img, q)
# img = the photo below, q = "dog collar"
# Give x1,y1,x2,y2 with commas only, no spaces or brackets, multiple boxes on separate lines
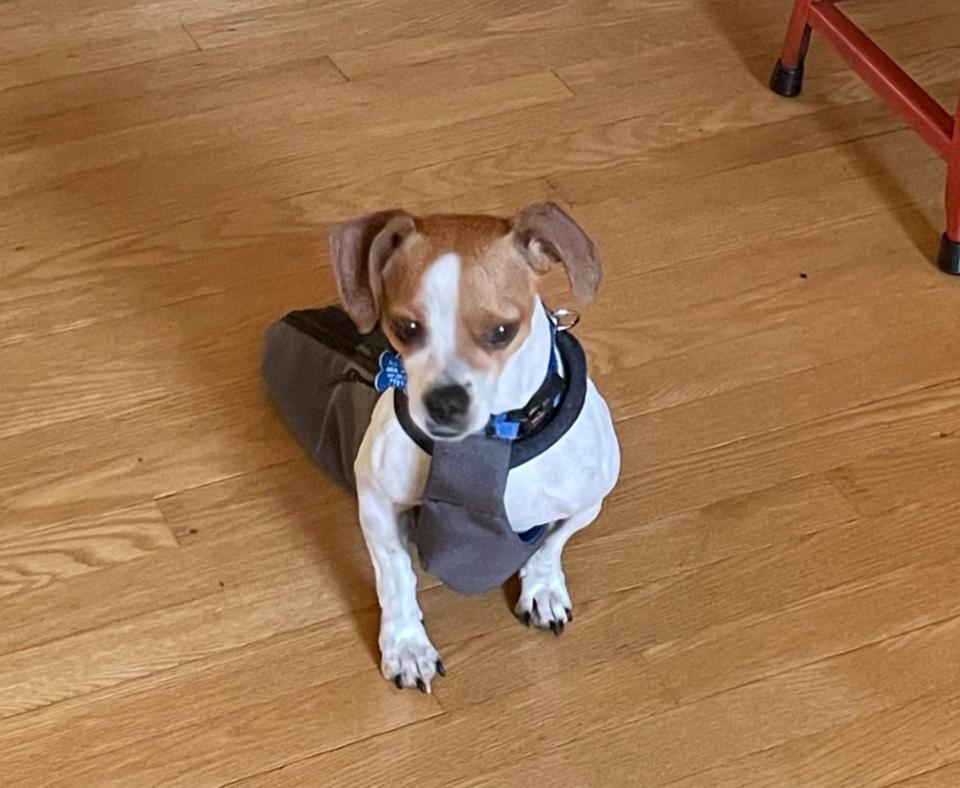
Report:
485,316,563,440
393,325,588,468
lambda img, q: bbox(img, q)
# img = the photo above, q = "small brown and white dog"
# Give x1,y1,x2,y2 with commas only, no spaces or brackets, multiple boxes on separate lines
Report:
329,202,621,691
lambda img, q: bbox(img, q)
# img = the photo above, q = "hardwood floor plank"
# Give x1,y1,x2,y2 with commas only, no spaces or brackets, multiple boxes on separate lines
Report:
0,0,282,38
461,616,960,787
0,460,362,656
0,25,198,91
238,608,960,787
843,0,960,30
328,12,784,81
0,70,570,202
0,46,345,154
0,86,588,264
556,126,944,256
237,649,673,788
601,304,960,482
480,492,960,714
0,548,377,719
664,691,954,787
185,0,651,52
0,620,440,788
639,520,960,703
0,501,175,600
830,433,960,517
614,374,960,526
0,381,301,532
0,266,325,441
893,761,960,787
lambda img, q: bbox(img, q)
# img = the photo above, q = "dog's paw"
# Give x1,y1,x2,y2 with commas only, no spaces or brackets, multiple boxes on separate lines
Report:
381,626,444,692
515,573,573,635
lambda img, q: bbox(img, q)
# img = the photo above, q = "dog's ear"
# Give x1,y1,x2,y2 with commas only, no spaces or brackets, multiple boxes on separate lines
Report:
328,210,417,333
512,202,601,303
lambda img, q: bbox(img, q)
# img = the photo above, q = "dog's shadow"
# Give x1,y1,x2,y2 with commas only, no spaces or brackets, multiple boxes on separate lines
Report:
266,438,384,664
501,575,521,613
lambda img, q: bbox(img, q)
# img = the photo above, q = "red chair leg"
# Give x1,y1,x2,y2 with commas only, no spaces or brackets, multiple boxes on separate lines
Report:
939,92,960,275
771,0,814,97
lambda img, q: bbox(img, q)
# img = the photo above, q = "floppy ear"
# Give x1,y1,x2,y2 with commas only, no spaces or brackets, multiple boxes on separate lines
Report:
328,210,417,333
512,202,602,303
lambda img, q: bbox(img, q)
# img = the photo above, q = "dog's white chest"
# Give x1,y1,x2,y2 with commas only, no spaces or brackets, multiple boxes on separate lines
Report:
503,379,620,528
356,381,620,530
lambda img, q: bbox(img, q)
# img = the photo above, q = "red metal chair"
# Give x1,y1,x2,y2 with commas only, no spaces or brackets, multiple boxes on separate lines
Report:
770,0,960,274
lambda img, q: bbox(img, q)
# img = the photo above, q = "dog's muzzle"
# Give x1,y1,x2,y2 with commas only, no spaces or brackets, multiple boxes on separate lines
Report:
423,383,471,436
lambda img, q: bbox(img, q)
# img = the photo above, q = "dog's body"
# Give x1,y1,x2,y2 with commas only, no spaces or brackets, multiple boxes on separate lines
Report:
329,205,620,691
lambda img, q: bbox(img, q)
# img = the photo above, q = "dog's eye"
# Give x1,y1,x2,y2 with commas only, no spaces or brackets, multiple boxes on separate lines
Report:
391,318,423,345
484,322,519,350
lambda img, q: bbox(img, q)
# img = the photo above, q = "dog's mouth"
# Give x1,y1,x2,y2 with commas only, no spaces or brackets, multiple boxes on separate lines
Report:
425,422,470,441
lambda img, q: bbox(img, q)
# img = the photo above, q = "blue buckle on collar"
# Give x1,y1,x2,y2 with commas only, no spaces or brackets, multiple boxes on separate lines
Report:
488,412,522,440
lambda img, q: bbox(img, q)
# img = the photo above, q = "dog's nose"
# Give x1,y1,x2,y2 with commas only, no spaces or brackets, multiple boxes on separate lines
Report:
423,384,471,430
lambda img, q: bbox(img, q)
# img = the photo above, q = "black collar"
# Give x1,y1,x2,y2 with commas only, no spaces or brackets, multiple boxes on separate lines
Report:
494,366,566,440
394,331,588,468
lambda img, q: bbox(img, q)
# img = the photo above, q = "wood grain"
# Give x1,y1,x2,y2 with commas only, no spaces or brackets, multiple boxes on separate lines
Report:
239,650,674,788
894,761,960,787
2,0,960,784
0,25,197,91
0,620,440,787
461,617,960,787
0,502,175,599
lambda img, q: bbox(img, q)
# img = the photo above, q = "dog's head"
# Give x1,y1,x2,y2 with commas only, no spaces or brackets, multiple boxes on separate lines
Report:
329,203,601,440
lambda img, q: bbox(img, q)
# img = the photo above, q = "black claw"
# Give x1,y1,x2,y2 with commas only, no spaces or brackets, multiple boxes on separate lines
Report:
436,660,446,677
522,611,532,627
565,607,573,622
416,678,427,693
393,675,403,689
532,599,539,615
550,620,561,636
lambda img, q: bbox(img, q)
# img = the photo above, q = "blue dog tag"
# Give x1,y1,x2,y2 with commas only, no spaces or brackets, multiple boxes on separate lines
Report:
375,351,408,393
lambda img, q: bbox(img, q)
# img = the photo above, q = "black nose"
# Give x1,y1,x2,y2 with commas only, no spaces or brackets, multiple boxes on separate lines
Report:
423,384,471,428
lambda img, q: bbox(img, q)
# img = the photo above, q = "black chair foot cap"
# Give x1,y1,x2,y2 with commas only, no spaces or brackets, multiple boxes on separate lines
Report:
770,59,804,97
938,233,960,276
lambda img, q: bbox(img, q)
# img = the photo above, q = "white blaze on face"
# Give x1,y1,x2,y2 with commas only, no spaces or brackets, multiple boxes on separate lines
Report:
403,253,484,435
420,252,461,372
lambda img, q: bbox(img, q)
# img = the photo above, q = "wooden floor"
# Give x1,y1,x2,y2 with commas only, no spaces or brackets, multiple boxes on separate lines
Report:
3,0,960,785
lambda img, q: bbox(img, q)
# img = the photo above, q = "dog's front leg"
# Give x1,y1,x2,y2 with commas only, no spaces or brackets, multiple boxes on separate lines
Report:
358,483,443,691
515,500,603,634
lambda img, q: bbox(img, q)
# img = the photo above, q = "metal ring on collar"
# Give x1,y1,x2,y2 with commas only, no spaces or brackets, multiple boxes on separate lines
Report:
551,308,580,332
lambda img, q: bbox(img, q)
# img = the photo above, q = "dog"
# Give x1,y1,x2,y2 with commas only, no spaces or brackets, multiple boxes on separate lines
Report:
329,202,621,691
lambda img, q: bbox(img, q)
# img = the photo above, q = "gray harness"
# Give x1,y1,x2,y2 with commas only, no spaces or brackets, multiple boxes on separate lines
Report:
262,307,587,595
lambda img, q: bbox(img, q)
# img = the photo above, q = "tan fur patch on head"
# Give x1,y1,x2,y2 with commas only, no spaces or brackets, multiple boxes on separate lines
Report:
457,235,536,370
379,214,537,365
